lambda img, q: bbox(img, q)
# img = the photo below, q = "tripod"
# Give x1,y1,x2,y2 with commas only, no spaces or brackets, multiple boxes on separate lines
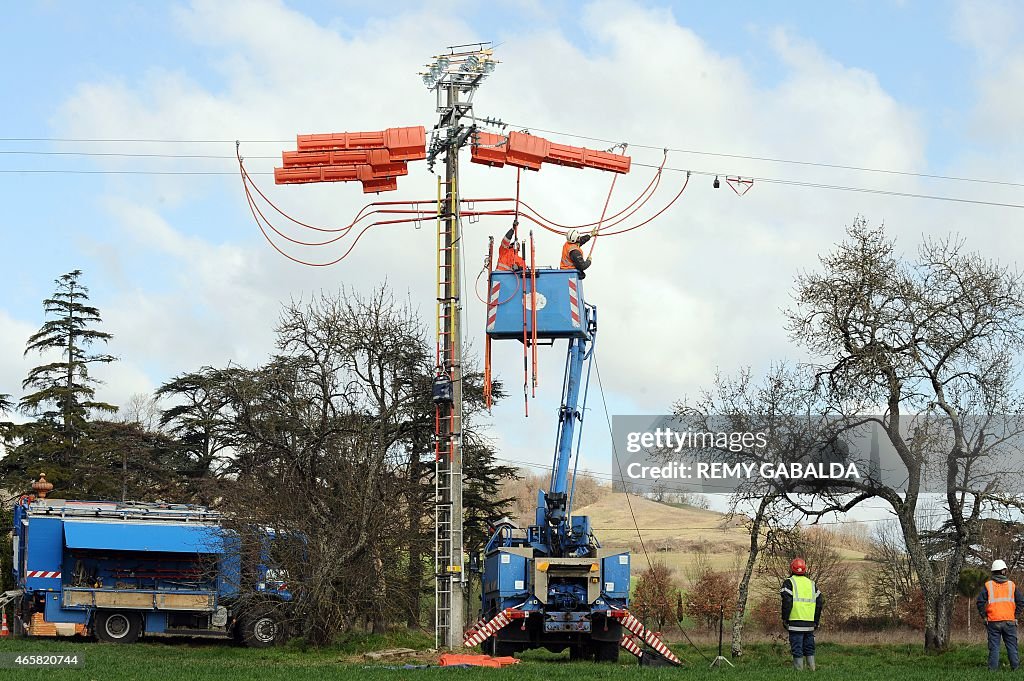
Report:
710,605,734,668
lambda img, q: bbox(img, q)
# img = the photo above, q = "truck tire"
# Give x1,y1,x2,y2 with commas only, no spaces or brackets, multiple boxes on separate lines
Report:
95,611,143,644
239,609,286,648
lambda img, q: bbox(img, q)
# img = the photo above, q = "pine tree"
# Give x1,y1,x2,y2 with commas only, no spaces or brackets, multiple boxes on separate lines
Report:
0,394,13,443
20,270,117,463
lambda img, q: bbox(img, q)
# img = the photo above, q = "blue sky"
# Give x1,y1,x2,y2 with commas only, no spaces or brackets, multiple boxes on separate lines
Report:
2,1,1023,512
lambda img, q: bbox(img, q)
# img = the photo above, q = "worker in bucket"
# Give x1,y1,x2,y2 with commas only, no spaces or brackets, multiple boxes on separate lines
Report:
978,559,1024,670
781,557,823,671
495,226,526,272
559,228,596,278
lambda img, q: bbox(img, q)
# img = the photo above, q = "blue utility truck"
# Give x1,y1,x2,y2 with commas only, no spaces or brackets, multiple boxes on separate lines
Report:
8,489,289,646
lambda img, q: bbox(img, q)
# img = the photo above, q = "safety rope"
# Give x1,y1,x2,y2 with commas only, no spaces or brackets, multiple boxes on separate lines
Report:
587,144,628,259
473,263,521,305
513,167,522,240
595,355,712,664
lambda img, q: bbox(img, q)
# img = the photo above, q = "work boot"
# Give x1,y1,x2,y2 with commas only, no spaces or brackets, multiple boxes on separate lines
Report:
807,656,816,671
793,657,804,670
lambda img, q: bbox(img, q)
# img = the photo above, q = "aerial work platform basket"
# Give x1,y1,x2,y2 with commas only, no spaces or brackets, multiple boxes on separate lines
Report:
485,269,589,340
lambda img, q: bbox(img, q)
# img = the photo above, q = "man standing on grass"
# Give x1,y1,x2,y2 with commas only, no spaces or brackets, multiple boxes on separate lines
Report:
781,557,823,671
978,559,1024,671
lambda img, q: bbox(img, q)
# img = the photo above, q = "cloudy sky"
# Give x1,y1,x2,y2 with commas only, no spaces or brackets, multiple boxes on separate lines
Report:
2,0,1023,501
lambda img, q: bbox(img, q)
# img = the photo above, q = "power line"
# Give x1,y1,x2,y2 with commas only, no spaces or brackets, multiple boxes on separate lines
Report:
7,160,1023,211
0,150,276,160
501,120,1024,190
4,135,1023,210
633,162,1024,210
0,169,273,176
4,129,1022,191
0,137,289,144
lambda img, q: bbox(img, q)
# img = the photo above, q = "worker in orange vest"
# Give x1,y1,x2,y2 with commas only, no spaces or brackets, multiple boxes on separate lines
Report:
978,559,1024,670
559,228,596,278
495,227,526,272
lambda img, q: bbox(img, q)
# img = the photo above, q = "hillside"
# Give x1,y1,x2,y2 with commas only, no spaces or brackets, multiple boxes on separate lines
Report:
575,493,753,574
575,493,870,577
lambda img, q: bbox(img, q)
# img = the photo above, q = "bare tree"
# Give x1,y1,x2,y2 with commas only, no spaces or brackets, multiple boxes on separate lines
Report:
196,286,513,641
728,492,783,656
675,364,816,656
677,219,1024,650
216,288,430,643
865,520,916,620
784,219,1024,649
114,393,163,432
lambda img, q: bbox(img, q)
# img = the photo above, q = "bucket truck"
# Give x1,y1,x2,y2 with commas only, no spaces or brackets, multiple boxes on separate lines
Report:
464,265,681,665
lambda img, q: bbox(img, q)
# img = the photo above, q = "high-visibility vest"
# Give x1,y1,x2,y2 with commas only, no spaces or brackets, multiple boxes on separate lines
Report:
788,575,818,622
496,246,524,271
560,241,580,269
986,580,1017,622
495,235,525,271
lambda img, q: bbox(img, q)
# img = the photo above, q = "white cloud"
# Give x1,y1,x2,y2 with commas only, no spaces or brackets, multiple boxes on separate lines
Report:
951,0,1024,148
0,312,34,413
952,0,1021,60
18,0,1006,472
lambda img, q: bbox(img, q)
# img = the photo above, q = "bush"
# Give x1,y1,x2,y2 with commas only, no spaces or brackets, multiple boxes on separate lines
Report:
685,571,735,630
750,593,782,633
896,590,975,631
632,561,681,631
839,614,900,631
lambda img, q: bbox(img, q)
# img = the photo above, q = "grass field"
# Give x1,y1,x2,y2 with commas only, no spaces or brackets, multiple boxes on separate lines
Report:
0,635,1013,680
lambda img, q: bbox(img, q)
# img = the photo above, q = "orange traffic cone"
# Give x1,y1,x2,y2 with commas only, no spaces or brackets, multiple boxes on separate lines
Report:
1,612,9,637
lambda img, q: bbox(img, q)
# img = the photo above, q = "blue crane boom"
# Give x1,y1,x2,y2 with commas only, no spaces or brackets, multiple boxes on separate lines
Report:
539,327,595,558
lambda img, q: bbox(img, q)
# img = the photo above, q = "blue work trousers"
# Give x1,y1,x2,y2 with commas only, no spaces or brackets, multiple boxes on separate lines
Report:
788,630,815,659
988,620,1019,671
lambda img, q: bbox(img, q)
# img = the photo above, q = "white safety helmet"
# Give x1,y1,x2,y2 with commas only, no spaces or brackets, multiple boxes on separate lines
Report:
993,559,1008,572
566,228,580,243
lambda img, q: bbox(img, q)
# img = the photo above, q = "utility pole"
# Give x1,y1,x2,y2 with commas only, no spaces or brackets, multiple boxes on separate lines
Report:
425,45,497,651
271,45,627,649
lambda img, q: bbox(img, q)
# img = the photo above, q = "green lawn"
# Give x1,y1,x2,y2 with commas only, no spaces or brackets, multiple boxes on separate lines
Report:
0,636,1012,680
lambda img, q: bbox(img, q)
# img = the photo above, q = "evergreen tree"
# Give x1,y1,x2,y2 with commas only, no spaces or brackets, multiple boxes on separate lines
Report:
155,369,235,499
20,269,117,463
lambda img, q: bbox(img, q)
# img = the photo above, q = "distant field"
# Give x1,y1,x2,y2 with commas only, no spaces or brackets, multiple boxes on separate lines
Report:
0,637,1009,680
576,494,870,581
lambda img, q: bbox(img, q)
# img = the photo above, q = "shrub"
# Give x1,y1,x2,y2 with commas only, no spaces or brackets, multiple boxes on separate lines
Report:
632,561,681,631
685,571,736,630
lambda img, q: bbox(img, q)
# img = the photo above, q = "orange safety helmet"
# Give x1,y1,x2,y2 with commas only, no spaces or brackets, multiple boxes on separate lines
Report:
790,558,807,575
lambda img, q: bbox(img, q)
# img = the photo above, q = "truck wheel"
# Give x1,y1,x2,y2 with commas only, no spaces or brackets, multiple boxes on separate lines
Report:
95,611,143,644
239,609,286,648
594,640,619,663
569,644,590,661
